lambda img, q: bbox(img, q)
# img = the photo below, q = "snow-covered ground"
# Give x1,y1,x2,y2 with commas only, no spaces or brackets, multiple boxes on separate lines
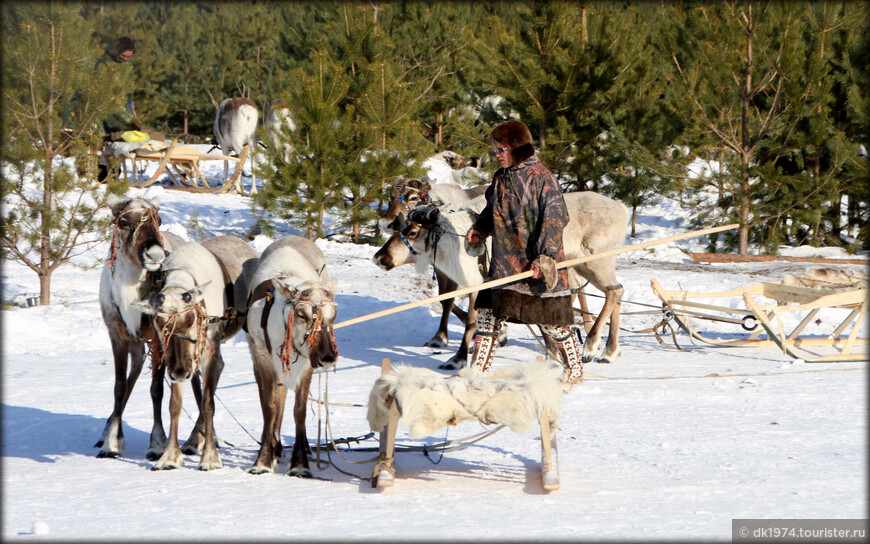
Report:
2,152,867,540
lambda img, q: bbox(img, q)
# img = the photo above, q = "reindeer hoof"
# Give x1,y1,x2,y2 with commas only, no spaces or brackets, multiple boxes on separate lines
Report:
145,451,162,461
288,467,313,478
248,466,273,475
151,463,178,471
438,359,466,371
96,450,121,459
424,336,449,348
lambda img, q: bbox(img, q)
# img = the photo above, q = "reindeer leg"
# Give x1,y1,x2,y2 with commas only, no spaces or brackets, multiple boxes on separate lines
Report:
181,371,206,455
425,272,455,348
579,261,623,364
599,287,623,364
145,362,168,461
250,357,279,474
152,382,184,470
97,338,142,458
288,365,314,478
440,291,476,370
197,353,224,471
273,383,288,461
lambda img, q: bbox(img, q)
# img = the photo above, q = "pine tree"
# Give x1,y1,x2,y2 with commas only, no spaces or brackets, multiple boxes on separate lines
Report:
597,3,687,237
658,1,840,254
253,52,358,240
2,2,121,305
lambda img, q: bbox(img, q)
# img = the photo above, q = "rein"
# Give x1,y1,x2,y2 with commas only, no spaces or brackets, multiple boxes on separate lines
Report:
147,304,215,370
108,206,163,273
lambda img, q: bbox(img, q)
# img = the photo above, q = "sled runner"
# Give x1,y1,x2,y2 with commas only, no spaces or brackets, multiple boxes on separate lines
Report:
368,358,562,491
129,140,250,193
651,269,868,363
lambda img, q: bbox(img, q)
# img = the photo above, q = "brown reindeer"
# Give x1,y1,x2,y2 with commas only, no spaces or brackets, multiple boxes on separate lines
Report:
135,235,259,470
97,195,190,459
244,236,338,477
214,97,259,195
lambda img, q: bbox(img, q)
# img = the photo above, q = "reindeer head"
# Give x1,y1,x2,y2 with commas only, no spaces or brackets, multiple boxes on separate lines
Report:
134,281,213,383
107,194,167,272
273,279,338,378
378,178,432,235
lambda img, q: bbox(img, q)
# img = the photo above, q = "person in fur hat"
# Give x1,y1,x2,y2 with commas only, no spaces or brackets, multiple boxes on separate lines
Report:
465,119,583,390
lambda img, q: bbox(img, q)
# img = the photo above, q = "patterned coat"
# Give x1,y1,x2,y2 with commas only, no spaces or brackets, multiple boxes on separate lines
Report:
473,154,570,298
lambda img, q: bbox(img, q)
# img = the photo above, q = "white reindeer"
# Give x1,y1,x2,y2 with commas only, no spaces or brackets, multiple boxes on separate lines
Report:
214,97,259,195
244,236,339,478
265,98,296,163
374,190,629,366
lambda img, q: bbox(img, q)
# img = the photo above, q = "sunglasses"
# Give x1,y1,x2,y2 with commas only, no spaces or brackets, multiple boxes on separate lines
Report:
492,146,509,155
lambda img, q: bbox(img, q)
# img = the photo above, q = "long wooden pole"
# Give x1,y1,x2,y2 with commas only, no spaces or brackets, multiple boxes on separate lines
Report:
333,223,739,329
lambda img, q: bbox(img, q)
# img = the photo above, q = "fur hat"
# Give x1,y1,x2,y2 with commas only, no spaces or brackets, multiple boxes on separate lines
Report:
491,120,535,164
108,37,136,61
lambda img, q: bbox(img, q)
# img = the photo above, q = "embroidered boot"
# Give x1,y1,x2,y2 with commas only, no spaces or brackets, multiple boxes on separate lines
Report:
470,309,502,373
542,325,583,391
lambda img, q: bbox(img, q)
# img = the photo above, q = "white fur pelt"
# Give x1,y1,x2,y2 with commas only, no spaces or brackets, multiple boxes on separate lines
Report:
782,266,868,291
367,360,562,438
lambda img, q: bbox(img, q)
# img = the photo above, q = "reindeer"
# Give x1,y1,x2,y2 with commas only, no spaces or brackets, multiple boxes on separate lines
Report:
378,178,491,362
97,194,190,460
265,98,296,163
214,97,259,195
374,190,629,366
244,236,338,477
135,236,259,470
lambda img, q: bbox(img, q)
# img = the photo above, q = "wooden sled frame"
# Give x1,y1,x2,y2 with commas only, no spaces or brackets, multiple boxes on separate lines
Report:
651,277,868,363
372,358,560,491
128,140,250,194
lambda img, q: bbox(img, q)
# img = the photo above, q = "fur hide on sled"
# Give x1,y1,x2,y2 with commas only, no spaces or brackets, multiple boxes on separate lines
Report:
367,361,563,439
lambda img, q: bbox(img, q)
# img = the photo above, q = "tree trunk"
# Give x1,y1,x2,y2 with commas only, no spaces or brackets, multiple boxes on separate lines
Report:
631,204,638,238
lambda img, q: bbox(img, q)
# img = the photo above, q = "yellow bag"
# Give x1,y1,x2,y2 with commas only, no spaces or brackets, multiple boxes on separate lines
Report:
121,130,150,143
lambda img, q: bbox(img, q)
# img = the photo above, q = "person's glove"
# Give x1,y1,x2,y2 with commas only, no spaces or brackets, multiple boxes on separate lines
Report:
465,227,486,256
533,254,558,289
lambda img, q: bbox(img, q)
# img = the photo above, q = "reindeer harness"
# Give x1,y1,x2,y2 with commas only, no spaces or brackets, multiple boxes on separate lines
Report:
244,279,338,373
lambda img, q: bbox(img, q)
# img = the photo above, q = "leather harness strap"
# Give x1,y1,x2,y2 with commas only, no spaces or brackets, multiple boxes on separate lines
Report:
245,279,277,354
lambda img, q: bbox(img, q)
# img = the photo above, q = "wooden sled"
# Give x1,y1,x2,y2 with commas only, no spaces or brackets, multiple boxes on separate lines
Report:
371,358,561,491
129,140,251,194
651,277,868,363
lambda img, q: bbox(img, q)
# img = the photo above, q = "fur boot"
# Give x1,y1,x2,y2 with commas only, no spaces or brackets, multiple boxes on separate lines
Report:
471,308,503,373
542,325,583,391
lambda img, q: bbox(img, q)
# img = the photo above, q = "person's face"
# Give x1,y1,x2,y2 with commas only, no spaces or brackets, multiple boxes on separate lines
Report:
118,49,134,62
492,141,513,168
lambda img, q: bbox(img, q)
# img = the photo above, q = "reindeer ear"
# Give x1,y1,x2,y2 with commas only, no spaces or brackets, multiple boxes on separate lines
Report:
132,298,156,315
327,278,338,297
107,194,127,216
186,280,211,305
274,279,297,301
149,196,161,210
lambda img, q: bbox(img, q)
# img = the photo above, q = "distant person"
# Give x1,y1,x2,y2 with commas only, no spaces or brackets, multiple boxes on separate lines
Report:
465,119,584,390
63,37,163,181
95,36,140,145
